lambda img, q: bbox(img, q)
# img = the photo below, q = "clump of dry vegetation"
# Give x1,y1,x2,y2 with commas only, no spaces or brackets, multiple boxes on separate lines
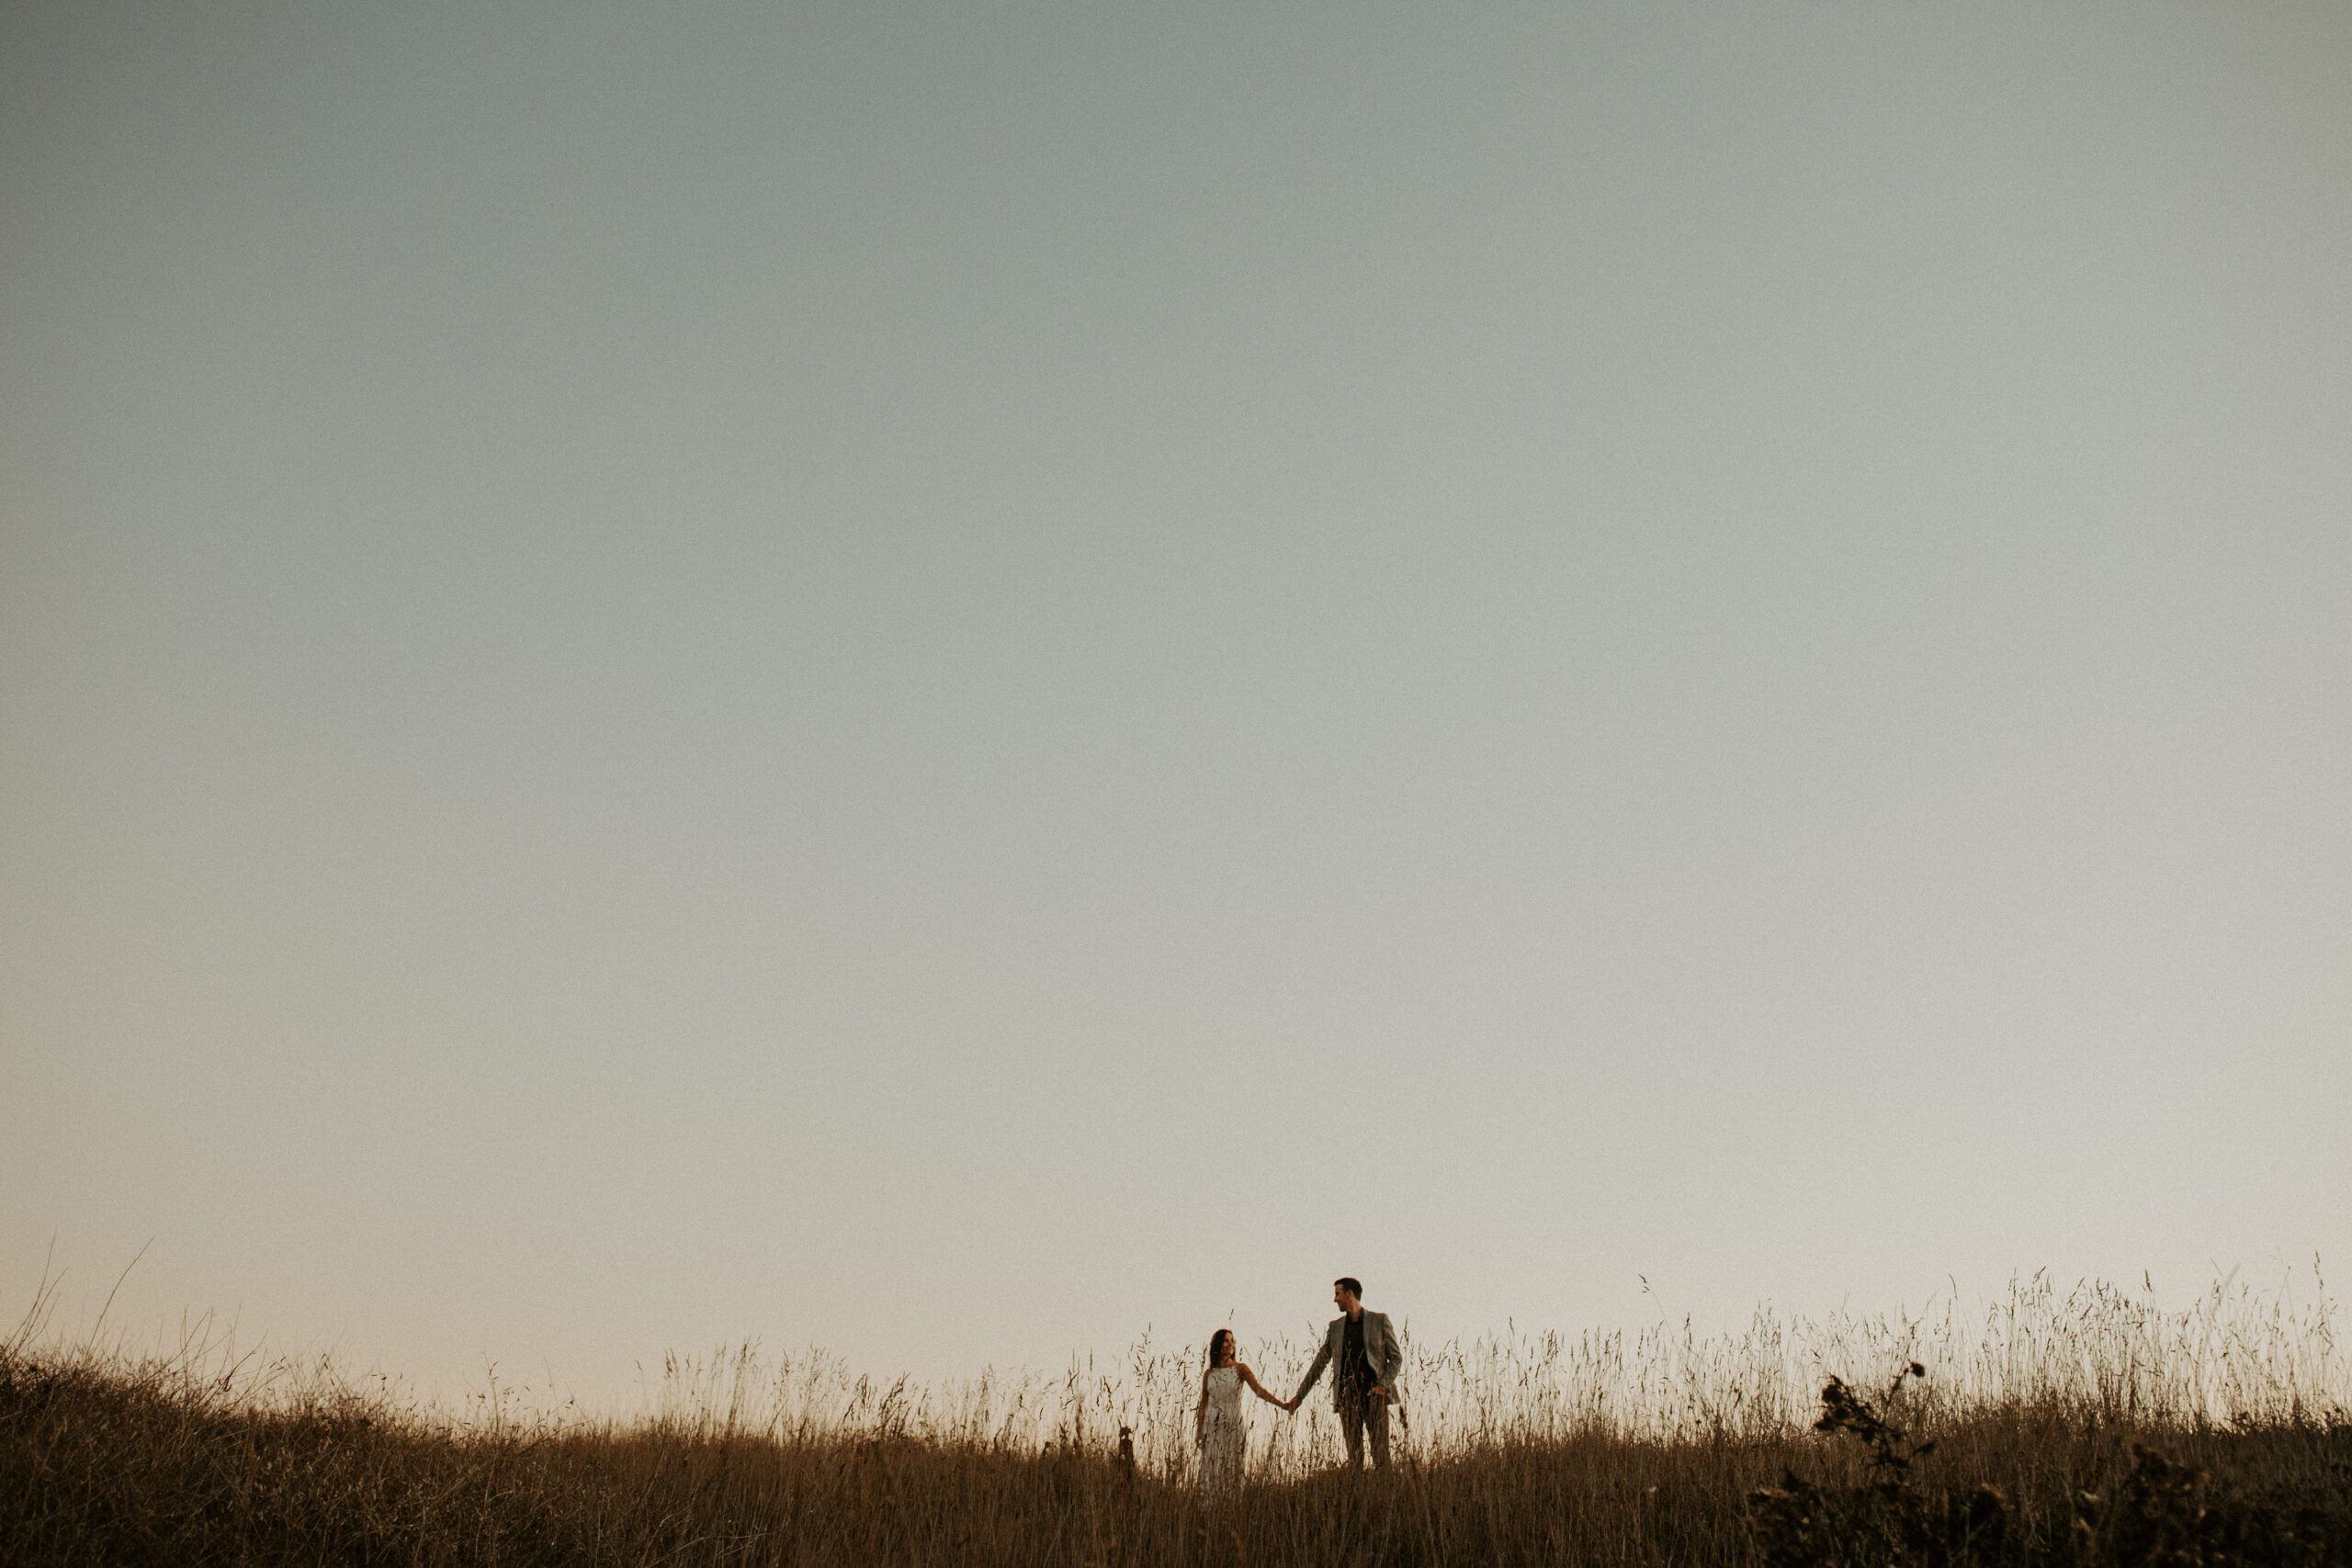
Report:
5,1269,2346,1564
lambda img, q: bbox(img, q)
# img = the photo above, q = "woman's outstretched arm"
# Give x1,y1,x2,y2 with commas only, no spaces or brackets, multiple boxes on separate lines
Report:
1236,1362,1285,1407
1194,1372,1209,1446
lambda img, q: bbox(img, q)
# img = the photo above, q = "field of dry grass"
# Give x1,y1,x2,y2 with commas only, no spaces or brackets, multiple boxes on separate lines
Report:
6,1270,2347,1564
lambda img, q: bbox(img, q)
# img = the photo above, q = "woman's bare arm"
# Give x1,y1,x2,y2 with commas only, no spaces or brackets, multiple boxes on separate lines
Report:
1236,1362,1284,1406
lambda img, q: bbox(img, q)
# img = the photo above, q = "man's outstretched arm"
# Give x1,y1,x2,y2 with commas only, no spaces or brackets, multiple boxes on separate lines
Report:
1290,1338,1331,1409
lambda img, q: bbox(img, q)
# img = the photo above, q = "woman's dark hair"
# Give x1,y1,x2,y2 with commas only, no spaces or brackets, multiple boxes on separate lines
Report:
1206,1329,1235,1370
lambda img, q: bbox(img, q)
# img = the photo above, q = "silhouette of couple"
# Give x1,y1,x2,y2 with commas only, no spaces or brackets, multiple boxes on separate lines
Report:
1194,1277,1404,1501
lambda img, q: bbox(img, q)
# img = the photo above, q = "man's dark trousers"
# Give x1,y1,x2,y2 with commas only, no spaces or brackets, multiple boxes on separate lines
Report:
1338,1388,1391,1469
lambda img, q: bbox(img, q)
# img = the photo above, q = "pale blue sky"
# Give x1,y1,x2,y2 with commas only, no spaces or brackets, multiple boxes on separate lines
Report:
4,0,2346,1404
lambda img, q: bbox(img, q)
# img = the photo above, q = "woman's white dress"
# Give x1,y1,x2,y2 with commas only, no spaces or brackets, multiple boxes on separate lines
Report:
1199,1366,1245,1504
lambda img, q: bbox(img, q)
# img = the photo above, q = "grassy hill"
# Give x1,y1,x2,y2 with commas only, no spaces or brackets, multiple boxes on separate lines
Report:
6,1277,2346,1564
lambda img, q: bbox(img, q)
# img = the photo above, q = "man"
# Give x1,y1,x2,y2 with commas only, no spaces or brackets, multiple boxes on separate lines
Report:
1285,1276,1404,1470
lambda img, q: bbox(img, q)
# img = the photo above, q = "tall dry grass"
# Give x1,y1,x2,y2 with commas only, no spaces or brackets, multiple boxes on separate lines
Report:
5,1269,2347,1564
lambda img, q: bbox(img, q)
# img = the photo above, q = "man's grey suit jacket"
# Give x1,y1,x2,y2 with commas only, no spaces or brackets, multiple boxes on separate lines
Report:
1292,1311,1405,1411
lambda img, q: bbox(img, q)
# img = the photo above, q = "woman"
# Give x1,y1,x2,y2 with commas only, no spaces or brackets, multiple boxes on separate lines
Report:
1194,1329,1285,1506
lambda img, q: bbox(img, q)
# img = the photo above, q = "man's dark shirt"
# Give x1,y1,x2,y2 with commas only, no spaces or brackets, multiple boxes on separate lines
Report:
1340,1313,1375,1399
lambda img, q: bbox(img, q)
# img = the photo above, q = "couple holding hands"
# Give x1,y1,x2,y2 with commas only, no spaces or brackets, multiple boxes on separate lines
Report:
1194,1277,1403,1499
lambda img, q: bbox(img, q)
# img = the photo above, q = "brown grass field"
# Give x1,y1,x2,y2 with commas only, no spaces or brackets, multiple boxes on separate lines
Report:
5,1270,2346,1564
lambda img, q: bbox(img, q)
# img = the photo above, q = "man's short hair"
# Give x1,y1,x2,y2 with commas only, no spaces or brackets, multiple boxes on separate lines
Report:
1335,1277,1363,1299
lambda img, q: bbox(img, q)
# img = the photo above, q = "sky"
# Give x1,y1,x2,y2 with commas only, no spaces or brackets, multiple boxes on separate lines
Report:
3,0,2347,1409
